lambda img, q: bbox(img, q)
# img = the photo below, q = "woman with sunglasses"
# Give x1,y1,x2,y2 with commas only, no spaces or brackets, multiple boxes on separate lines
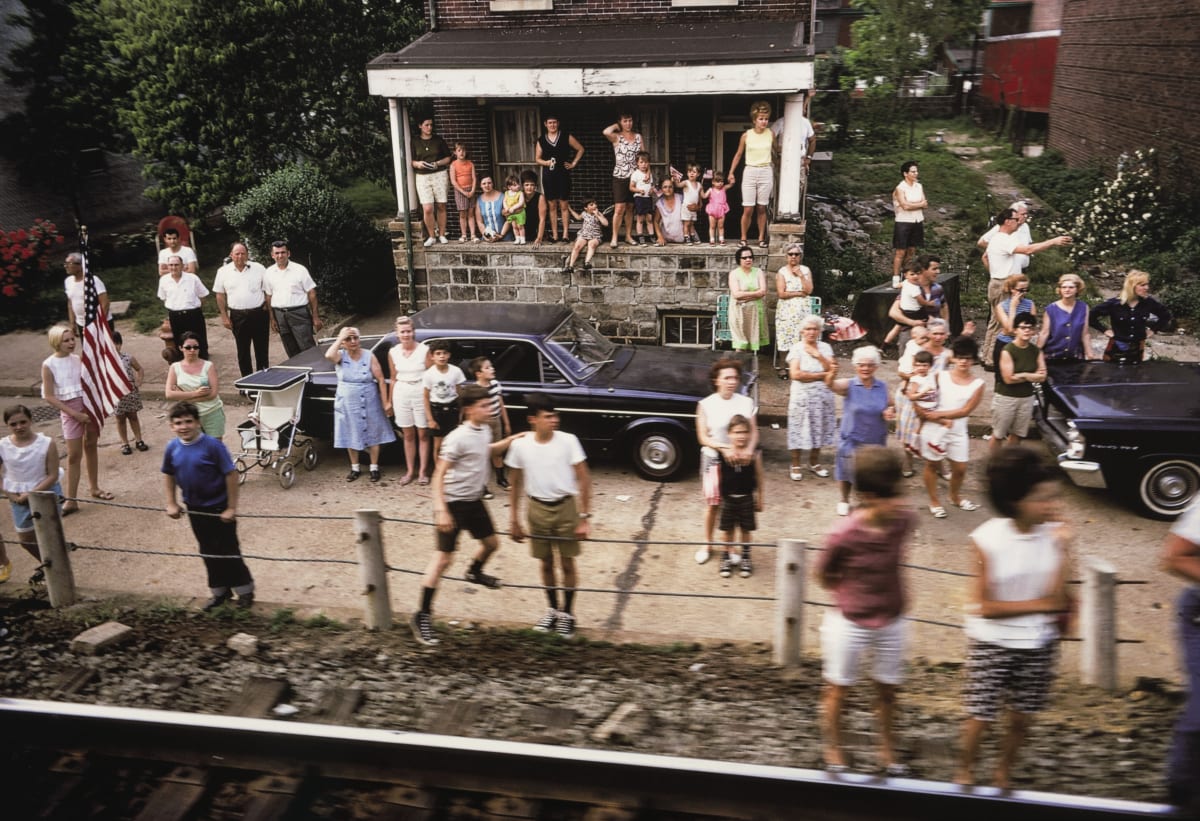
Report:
775,243,814,357
165,331,225,440
727,246,769,353
326,327,395,482
990,274,1037,375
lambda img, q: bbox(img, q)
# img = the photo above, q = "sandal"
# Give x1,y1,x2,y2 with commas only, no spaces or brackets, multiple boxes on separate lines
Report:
789,466,804,482
901,469,915,478
91,490,115,501
808,464,830,478
929,506,948,519
956,499,980,511
757,241,768,249
135,440,149,452
120,444,133,456
417,476,430,486
398,475,415,487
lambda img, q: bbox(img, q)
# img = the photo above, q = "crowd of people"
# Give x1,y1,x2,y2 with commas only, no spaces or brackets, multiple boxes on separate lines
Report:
410,101,814,255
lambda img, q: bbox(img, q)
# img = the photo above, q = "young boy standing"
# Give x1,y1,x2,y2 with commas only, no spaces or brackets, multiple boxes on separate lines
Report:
629,152,655,245
991,312,1046,454
505,393,593,638
423,340,467,462
162,401,254,611
412,384,521,646
717,414,764,579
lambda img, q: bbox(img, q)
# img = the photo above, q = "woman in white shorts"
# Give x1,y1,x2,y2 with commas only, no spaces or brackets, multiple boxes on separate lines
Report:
726,100,778,248
916,336,985,519
387,316,431,485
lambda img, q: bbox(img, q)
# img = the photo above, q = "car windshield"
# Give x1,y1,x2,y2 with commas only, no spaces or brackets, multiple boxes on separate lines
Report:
546,313,617,374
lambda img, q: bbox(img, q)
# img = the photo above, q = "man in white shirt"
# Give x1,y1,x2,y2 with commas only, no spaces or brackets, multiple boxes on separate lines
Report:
157,227,198,275
63,252,110,328
213,243,270,376
506,393,592,639
980,207,1072,365
157,255,210,358
263,240,322,358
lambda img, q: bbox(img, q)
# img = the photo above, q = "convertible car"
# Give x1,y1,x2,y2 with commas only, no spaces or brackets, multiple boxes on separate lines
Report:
1035,359,1200,519
271,303,757,480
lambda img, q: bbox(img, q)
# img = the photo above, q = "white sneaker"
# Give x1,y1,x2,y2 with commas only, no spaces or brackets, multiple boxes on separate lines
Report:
423,237,435,247
836,501,850,516
437,235,448,244
695,547,712,565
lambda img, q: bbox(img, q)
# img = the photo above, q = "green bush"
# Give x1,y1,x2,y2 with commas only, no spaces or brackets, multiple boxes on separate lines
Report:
226,165,394,314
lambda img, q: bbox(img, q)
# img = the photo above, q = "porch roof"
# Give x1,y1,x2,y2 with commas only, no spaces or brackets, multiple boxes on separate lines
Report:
366,20,814,98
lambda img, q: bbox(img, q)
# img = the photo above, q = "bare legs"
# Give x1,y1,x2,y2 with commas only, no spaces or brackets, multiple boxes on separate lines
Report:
739,205,769,244
822,681,899,769
790,448,824,470
893,246,916,280
401,426,431,482
610,202,632,247
549,199,571,241
421,534,498,588
956,711,1031,787
62,423,102,510
924,458,967,509
115,413,143,447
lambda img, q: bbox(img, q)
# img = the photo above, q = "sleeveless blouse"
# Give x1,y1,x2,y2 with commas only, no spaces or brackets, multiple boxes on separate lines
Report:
0,433,53,492
611,133,643,179
171,360,223,416
42,354,83,401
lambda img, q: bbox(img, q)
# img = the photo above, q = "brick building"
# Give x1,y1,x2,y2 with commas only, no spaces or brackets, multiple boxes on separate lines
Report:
365,0,816,346
1048,0,1200,181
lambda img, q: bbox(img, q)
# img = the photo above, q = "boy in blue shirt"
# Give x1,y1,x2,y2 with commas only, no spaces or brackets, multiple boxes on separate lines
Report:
162,401,254,611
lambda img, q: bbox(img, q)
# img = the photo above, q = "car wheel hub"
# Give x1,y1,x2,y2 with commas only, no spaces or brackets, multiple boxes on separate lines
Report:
640,436,675,466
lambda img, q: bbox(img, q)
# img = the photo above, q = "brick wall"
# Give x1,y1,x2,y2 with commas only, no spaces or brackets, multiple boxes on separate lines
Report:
1048,0,1200,181
430,0,810,29
390,222,806,343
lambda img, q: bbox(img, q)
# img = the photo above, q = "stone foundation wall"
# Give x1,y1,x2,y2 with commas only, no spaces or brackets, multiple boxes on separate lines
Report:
390,220,806,344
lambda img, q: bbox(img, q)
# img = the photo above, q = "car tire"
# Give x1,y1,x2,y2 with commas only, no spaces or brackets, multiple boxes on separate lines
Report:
630,428,685,481
1137,458,1200,519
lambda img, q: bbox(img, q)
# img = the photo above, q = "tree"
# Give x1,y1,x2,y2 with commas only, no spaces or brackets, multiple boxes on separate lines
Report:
0,0,131,221
103,0,423,217
843,0,986,88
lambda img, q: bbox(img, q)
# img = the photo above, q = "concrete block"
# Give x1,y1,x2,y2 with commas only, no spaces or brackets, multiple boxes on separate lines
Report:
227,632,259,657
70,621,133,655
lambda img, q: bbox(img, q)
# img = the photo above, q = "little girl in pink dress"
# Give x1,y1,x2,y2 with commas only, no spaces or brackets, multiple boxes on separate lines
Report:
704,171,731,246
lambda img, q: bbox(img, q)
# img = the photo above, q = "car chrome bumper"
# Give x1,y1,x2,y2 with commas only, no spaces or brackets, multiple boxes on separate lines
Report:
1056,457,1108,489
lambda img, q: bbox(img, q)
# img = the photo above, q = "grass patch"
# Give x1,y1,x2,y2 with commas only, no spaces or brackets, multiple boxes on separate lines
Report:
268,608,297,632
302,613,347,630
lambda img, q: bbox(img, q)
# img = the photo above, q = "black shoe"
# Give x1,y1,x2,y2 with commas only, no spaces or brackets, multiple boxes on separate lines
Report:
346,469,362,482
465,568,502,589
369,469,381,483
236,592,255,610
410,611,439,646
202,592,231,612
583,261,593,271
496,477,510,490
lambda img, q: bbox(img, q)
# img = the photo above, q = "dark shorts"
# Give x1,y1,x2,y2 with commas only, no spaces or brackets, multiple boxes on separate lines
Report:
612,177,633,204
892,220,924,249
963,640,1058,721
437,499,495,552
633,196,654,217
430,402,459,436
901,308,926,323
719,494,757,533
543,170,571,201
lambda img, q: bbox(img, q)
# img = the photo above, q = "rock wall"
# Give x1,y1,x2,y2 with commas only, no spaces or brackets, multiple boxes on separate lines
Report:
809,198,888,251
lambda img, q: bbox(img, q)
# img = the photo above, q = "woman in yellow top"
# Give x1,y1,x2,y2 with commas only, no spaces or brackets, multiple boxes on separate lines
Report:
727,100,779,248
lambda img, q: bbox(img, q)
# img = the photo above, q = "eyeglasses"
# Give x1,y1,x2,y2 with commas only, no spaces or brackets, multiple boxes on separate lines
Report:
1015,288,1029,293
344,335,359,340
787,252,801,256
181,345,200,351
740,256,754,261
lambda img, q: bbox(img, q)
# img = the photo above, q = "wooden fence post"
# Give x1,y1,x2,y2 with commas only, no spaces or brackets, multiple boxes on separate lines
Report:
29,491,76,607
354,509,392,631
1080,557,1117,691
774,539,807,667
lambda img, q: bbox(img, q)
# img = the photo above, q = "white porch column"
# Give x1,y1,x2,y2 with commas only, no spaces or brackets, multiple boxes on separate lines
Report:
776,92,809,221
387,98,418,218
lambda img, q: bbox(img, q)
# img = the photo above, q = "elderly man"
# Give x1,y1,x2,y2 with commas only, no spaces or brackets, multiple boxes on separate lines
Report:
213,243,270,376
263,240,322,358
158,227,198,275
980,206,1072,365
157,255,210,359
412,117,453,247
63,252,110,328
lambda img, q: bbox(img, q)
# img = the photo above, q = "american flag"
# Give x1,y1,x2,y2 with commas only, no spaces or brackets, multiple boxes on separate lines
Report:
80,243,132,427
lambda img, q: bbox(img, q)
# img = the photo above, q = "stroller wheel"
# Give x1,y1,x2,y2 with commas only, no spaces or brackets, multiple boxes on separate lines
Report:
302,442,320,471
277,460,296,490
257,449,274,468
235,459,249,485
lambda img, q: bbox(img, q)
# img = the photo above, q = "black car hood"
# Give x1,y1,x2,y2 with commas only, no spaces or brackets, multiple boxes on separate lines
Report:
599,346,754,398
1046,360,1200,421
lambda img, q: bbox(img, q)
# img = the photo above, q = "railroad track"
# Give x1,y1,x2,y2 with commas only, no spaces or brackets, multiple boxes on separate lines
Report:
0,698,1178,820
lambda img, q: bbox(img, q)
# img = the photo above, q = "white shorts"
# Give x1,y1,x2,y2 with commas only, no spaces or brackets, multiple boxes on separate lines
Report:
416,171,449,205
392,383,428,428
920,425,969,463
740,165,774,206
820,610,906,686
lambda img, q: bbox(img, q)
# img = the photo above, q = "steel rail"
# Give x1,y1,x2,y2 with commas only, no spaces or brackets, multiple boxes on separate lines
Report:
0,698,1178,820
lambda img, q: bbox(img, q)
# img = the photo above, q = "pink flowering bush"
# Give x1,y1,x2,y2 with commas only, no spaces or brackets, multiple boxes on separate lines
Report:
0,219,66,331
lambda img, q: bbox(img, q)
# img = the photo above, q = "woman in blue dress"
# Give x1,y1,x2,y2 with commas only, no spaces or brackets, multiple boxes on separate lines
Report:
828,345,895,517
475,176,506,241
325,327,395,482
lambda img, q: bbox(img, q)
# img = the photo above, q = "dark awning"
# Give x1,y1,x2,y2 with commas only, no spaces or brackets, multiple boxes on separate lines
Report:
367,20,813,98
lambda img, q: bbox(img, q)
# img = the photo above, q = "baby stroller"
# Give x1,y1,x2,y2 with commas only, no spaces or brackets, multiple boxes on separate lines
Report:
232,368,320,489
